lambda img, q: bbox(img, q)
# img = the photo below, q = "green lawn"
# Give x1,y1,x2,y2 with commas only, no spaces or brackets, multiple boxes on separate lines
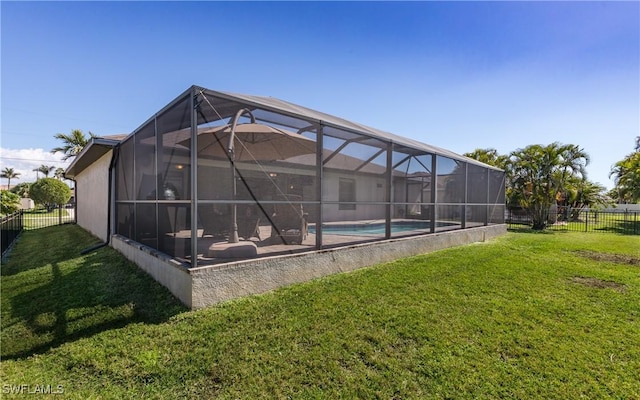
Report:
510,211,640,235
1,225,639,399
22,208,73,230
561,212,640,234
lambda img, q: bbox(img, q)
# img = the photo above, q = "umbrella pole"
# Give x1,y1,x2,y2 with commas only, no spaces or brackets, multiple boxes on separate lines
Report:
228,108,255,244
229,160,239,243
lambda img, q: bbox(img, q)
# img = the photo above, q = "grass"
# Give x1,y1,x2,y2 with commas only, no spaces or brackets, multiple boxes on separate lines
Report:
563,212,640,234
510,211,640,235
1,225,639,398
21,208,73,230
22,208,69,216
1,225,185,358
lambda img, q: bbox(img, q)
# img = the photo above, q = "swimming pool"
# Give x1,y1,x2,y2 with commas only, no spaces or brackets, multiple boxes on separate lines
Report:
309,220,434,236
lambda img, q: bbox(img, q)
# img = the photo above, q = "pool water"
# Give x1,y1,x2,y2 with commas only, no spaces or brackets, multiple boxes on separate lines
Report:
309,220,433,236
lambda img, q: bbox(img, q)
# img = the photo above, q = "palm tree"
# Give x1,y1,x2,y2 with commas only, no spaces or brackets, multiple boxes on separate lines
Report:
561,177,611,220
557,144,589,182
51,129,96,161
54,167,65,180
463,148,509,170
509,142,590,230
1,167,20,190
610,152,640,203
35,165,55,178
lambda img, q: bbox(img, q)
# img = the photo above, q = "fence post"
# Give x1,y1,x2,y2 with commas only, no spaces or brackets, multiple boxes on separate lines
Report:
585,210,588,232
624,211,628,235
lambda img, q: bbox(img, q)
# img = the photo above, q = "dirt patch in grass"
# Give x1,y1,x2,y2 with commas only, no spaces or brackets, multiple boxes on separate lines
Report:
574,250,640,267
570,276,626,293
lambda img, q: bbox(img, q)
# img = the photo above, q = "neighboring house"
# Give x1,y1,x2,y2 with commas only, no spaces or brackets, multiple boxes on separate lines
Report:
606,204,640,212
65,86,506,309
19,198,34,210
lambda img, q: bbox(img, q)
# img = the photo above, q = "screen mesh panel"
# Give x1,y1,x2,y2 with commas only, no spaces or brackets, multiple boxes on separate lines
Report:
437,156,465,204
116,138,134,201
113,87,507,265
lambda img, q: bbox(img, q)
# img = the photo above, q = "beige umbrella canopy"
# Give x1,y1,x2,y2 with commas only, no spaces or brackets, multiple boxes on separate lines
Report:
179,121,316,161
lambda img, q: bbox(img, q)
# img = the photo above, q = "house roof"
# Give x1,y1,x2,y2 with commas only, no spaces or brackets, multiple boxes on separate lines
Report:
99,134,128,141
64,137,121,179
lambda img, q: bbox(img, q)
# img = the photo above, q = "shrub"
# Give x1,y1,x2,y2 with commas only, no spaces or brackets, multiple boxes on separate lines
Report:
29,178,71,210
10,182,32,198
1,190,21,215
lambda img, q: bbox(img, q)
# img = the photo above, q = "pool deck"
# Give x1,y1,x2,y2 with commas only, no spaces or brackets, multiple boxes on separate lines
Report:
167,219,485,266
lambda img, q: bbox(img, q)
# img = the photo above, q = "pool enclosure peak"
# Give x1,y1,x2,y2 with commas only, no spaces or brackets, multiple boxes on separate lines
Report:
188,87,501,170
111,85,506,266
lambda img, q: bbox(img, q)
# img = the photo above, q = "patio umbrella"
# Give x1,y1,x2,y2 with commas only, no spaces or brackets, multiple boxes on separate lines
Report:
191,123,316,162
180,108,316,243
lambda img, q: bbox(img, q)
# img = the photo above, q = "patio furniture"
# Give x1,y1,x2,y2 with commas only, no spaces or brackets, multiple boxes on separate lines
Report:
270,194,308,245
237,206,261,241
199,205,229,238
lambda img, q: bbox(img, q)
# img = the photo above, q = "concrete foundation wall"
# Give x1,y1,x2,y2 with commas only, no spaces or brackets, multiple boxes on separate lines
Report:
76,151,111,242
111,225,505,309
189,224,506,309
111,235,193,307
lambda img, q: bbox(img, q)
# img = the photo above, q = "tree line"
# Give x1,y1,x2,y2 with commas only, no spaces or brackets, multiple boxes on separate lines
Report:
464,137,640,230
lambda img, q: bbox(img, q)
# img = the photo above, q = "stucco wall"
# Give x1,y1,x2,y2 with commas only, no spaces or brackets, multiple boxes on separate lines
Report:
111,235,193,307
189,224,507,309
322,171,387,222
110,223,506,310
76,150,111,241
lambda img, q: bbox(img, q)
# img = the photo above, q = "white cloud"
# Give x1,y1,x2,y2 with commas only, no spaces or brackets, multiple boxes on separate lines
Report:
0,147,71,185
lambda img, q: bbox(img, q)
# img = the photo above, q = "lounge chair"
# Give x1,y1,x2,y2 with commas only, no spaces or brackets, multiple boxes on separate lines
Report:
270,195,308,245
199,205,229,238
237,206,261,241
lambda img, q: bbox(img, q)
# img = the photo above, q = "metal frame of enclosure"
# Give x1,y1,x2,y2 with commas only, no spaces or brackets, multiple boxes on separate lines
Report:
114,86,506,267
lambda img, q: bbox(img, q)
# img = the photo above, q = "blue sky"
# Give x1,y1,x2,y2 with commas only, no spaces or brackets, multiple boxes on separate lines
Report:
1,1,638,189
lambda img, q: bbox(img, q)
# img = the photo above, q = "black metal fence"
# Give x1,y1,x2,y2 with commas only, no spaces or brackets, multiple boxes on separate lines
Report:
21,205,76,230
507,208,639,235
1,205,76,256
1,211,23,257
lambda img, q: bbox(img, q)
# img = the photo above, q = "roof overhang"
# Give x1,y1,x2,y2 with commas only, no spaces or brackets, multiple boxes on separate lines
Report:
64,137,121,179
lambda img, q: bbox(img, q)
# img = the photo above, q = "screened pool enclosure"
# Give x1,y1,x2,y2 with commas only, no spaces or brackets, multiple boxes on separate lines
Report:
115,86,505,267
